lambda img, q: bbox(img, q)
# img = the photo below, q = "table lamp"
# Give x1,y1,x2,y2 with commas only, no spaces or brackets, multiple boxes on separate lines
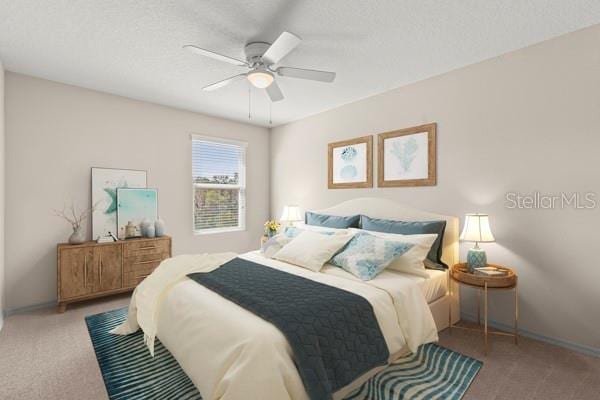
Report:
460,213,495,272
280,205,303,227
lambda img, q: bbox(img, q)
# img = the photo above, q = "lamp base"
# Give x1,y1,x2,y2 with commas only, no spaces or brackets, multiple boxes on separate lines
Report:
467,247,487,272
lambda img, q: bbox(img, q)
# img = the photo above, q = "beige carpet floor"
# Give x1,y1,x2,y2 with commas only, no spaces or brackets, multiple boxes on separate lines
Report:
0,295,598,400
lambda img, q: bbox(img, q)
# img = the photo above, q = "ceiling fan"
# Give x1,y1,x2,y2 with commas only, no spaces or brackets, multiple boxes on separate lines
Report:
184,32,336,102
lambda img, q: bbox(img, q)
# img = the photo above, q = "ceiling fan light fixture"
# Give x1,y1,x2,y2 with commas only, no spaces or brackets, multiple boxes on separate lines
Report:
186,31,336,102
247,69,274,88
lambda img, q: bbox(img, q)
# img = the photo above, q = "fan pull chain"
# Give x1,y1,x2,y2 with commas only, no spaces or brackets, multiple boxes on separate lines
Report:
248,85,251,120
269,101,272,125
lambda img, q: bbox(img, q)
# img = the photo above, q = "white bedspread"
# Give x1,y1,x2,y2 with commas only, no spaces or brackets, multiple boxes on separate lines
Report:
110,252,237,355
113,251,438,400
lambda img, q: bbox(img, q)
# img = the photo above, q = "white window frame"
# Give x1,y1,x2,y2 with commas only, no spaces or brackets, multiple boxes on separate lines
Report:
191,134,247,235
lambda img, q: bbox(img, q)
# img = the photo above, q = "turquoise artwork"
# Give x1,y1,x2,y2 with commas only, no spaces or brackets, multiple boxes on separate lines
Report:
332,141,367,184
383,131,430,182
391,137,418,172
340,164,358,179
91,168,147,239
339,146,359,178
340,146,358,161
116,188,158,239
103,187,119,214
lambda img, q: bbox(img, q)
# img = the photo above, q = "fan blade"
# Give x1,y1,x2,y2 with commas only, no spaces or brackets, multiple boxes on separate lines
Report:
203,74,247,91
277,67,336,82
261,32,301,65
184,45,248,67
266,81,284,102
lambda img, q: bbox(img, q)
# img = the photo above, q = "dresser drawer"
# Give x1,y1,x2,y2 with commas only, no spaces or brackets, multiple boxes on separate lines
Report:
123,238,170,258
123,267,155,288
123,257,165,273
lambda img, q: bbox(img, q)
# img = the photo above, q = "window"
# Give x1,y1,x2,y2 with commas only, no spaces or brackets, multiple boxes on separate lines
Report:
192,135,246,234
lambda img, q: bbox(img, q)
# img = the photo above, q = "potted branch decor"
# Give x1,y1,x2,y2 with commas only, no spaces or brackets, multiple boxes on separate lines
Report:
53,201,98,244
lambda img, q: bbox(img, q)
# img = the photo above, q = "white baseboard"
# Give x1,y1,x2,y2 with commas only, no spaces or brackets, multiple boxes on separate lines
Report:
461,312,600,358
5,300,57,316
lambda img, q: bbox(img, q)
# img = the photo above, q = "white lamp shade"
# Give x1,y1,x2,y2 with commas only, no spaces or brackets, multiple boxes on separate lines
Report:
247,70,274,88
280,205,303,222
460,214,495,243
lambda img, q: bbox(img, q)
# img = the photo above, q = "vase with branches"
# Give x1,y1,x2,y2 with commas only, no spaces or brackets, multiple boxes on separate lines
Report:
53,201,99,244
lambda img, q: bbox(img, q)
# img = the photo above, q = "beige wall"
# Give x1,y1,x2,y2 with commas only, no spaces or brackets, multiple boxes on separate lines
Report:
271,25,600,353
4,73,269,311
0,61,5,328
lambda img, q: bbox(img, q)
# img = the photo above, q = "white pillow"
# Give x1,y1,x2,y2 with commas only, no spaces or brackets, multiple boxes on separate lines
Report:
349,228,437,278
261,227,342,259
273,230,355,272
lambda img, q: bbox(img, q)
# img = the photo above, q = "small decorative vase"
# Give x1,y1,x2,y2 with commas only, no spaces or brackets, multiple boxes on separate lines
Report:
145,223,156,238
69,226,86,245
155,219,166,237
125,221,138,239
267,229,276,238
140,219,152,237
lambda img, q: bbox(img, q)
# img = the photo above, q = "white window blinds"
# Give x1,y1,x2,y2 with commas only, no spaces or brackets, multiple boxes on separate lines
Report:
192,136,246,234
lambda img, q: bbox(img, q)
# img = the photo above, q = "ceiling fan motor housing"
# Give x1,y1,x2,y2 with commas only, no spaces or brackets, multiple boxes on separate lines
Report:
244,42,271,66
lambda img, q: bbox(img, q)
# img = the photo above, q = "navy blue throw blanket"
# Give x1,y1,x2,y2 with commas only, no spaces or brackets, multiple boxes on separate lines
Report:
187,257,389,400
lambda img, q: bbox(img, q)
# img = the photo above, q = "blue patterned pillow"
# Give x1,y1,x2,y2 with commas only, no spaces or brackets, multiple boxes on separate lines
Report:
360,215,447,269
261,234,293,258
330,232,414,280
283,226,337,238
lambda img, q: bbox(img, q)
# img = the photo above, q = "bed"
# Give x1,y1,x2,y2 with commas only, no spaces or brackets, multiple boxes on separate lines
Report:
113,198,460,400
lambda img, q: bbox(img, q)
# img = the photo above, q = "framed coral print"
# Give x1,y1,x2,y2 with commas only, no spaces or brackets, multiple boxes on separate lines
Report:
328,135,373,189
378,123,436,187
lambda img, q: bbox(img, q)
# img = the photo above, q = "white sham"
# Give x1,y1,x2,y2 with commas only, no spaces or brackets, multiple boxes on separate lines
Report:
273,230,354,272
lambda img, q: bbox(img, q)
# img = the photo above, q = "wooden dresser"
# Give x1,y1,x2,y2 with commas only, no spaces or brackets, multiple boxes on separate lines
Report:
57,236,171,312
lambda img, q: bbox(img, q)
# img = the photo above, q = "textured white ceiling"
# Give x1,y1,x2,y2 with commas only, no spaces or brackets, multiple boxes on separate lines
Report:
1,1,600,127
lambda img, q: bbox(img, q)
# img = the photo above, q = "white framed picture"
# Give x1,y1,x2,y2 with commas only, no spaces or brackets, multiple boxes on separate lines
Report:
378,123,436,187
328,136,373,189
91,167,147,239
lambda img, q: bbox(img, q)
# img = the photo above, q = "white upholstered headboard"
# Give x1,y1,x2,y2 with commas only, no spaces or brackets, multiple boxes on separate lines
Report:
313,197,459,268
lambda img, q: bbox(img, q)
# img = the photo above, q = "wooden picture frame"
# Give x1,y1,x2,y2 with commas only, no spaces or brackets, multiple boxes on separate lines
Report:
328,135,373,189
378,123,437,187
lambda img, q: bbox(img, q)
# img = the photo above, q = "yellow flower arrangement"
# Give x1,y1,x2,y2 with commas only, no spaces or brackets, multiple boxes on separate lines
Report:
264,220,281,236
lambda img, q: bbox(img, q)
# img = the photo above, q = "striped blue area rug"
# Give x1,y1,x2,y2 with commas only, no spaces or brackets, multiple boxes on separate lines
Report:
86,308,481,400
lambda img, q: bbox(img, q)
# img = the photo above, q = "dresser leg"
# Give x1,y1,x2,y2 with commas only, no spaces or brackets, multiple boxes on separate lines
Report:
58,303,67,313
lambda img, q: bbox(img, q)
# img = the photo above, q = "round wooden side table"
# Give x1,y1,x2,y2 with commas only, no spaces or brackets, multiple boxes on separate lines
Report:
449,263,518,354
